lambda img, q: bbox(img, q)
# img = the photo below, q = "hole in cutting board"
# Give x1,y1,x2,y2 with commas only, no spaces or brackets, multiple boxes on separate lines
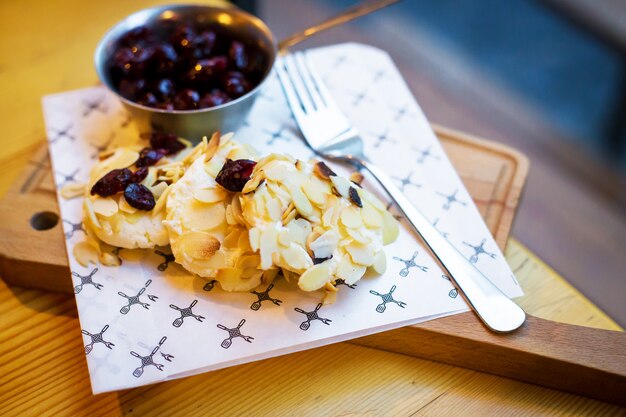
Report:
30,211,59,230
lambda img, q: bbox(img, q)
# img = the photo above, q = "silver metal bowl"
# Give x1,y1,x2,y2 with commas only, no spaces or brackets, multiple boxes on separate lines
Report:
94,4,277,141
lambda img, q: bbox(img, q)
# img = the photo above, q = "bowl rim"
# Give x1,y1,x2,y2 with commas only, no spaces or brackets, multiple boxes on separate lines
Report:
94,3,278,114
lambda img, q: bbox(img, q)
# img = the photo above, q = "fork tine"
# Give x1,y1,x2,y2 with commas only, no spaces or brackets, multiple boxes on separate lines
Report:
294,52,324,110
283,54,316,114
276,58,306,118
302,51,335,108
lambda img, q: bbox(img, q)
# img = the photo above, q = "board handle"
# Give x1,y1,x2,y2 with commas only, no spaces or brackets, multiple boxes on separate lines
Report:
352,312,626,406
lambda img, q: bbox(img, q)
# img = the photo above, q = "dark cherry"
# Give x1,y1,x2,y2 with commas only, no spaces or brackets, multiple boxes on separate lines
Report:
124,183,156,211
118,78,146,100
90,168,134,197
156,102,175,111
118,26,154,47
136,148,167,167
199,89,231,108
171,25,196,54
173,88,200,110
138,92,159,107
132,166,150,183
147,132,186,155
193,30,217,58
152,44,178,74
157,79,175,99
187,56,228,83
229,41,248,70
223,71,251,98
215,159,257,192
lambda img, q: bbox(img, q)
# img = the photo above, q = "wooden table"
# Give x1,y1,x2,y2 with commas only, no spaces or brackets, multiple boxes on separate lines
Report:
0,1,623,415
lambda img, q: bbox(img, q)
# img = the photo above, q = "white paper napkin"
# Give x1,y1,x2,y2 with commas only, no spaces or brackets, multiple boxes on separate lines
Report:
43,43,523,394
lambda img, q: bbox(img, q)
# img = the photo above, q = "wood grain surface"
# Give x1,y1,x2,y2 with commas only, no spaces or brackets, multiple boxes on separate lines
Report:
1,0,625,415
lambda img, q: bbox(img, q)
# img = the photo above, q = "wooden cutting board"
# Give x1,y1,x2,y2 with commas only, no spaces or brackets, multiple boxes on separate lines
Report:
0,124,624,405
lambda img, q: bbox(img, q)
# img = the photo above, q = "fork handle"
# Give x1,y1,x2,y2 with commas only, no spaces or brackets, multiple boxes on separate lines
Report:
362,161,526,333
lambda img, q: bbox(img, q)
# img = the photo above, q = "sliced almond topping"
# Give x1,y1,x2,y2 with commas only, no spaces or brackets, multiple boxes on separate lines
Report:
152,185,172,217
381,209,400,245
372,250,387,274
179,231,221,259
92,197,119,217
259,227,279,270
298,262,331,291
60,183,85,199
249,227,261,252
323,289,338,305
223,228,243,248
99,251,122,266
330,175,351,199
183,202,225,231
242,171,265,194
205,132,221,161
336,256,367,284
346,242,375,266
362,202,383,228
278,229,292,247
302,181,327,206
313,161,336,180
118,195,137,214
360,188,387,212
346,227,371,244
150,181,169,200
73,241,99,267
193,187,226,204
349,171,364,185
291,186,313,218
281,244,313,272
309,230,339,260
340,206,363,229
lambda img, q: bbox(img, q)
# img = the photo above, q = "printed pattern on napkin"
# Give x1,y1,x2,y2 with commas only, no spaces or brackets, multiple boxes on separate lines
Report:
43,43,522,394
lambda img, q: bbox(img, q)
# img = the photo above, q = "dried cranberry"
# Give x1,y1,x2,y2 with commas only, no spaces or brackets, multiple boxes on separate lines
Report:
90,168,134,197
223,71,251,98
173,88,200,110
118,26,154,48
147,132,186,155
215,159,257,192
199,89,231,108
136,147,167,167
156,102,174,111
124,183,156,211
229,41,248,70
132,166,150,183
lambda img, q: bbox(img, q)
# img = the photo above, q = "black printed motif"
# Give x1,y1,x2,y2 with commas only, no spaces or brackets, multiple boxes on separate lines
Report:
441,275,458,298
82,324,114,355
263,127,290,145
413,146,440,164
72,268,102,294
217,319,254,348
55,168,80,188
49,124,75,145
370,285,407,313
431,218,449,239
250,284,282,311
130,336,168,378
437,189,467,211
202,280,218,292
294,303,332,331
333,279,356,289
169,300,205,327
393,172,420,192
155,250,175,271
118,279,157,315
63,219,85,239
463,238,496,264
370,130,397,148
83,97,108,117
393,251,428,277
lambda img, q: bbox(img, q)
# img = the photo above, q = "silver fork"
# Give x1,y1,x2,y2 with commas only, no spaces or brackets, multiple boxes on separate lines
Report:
276,51,526,333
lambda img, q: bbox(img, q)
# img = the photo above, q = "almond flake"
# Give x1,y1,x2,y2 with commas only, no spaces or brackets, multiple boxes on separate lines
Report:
313,161,336,180
291,186,313,218
336,256,367,284
372,250,387,274
346,242,375,266
362,202,383,228
323,289,338,305
179,231,220,259
150,181,169,199
340,206,363,229
382,209,400,245
349,171,364,185
330,175,351,199
193,187,226,203
118,195,137,214
298,262,331,291
92,197,118,217
73,241,99,267
60,183,85,199
281,244,313,272
309,230,339,260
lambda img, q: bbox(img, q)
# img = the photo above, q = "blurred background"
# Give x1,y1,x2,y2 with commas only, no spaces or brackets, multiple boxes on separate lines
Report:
245,0,626,324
